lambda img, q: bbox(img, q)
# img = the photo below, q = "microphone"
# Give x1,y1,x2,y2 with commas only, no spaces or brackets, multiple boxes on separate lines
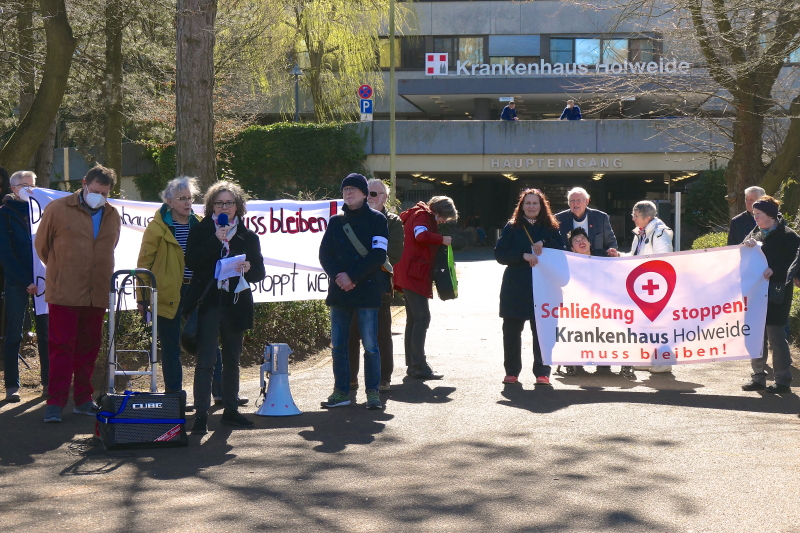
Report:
217,213,228,227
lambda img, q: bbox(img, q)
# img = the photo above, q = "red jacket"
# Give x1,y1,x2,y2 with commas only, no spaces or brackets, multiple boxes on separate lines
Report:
393,202,444,298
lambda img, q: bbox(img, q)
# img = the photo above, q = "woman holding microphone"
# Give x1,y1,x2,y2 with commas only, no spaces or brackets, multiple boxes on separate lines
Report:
495,189,564,385
184,181,266,434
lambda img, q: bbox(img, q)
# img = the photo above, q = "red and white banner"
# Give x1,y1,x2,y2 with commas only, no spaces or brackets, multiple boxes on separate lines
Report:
532,246,769,366
23,188,343,313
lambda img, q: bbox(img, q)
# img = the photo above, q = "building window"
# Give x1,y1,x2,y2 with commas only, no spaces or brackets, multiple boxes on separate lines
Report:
459,37,485,66
434,37,457,68
603,39,628,63
379,38,401,68
550,38,574,63
575,38,601,64
402,37,425,69
629,39,656,62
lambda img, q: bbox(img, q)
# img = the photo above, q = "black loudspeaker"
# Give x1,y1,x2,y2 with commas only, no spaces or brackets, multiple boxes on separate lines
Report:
95,391,188,450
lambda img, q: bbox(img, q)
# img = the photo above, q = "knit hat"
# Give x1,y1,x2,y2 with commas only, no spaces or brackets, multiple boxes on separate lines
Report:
340,173,369,197
752,199,778,219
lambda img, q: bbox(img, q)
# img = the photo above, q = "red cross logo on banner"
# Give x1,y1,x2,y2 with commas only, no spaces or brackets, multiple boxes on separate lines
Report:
626,260,677,322
426,53,448,75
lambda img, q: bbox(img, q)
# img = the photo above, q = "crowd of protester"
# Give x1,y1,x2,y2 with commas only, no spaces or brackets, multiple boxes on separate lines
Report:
1,166,796,430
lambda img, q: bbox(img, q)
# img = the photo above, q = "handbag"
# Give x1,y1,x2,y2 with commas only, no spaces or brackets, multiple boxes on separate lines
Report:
768,280,785,305
180,280,214,356
432,244,458,301
342,223,394,295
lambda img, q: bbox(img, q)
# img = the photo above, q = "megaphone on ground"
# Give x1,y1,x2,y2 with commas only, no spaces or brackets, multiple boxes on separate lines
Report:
255,343,302,417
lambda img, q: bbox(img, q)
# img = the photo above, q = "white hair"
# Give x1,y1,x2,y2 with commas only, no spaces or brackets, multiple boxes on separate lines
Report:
633,200,657,219
744,186,765,197
368,178,389,196
161,176,200,203
567,187,590,200
9,170,36,187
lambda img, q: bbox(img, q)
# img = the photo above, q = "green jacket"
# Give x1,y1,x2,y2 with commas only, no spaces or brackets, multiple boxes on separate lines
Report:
137,205,201,319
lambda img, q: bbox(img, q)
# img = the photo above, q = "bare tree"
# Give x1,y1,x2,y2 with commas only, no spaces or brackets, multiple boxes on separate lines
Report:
563,0,800,216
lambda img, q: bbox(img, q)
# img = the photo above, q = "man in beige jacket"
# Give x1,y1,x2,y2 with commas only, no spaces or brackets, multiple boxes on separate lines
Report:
35,165,121,423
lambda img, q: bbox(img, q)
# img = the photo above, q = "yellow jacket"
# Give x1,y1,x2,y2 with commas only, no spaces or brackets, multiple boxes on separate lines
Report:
137,205,201,319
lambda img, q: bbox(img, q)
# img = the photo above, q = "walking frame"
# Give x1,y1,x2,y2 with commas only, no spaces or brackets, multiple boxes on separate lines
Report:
106,269,158,394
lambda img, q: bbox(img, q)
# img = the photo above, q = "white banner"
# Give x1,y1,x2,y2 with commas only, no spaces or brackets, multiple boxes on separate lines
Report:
532,246,769,365
24,188,342,314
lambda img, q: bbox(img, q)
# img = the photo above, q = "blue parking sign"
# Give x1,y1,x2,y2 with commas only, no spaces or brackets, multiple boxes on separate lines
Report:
359,99,373,114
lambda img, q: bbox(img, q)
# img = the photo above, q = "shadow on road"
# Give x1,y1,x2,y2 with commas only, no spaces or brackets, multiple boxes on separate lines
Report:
498,374,800,415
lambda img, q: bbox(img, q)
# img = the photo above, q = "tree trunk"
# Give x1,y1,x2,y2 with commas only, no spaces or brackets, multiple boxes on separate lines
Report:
34,117,58,186
176,0,218,189
761,94,800,209
104,0,125,195
0,0,77,172
725,99,766,217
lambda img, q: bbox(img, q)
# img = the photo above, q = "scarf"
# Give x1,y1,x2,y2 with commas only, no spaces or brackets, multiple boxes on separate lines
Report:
212,213,239,291
571,211,587,222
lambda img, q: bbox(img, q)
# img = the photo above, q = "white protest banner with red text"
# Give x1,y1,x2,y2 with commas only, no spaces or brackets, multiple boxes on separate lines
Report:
24,188,342,314
532,246,769,366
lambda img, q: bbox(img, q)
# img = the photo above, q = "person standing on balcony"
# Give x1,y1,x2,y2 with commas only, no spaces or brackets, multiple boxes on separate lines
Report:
560,100,582,120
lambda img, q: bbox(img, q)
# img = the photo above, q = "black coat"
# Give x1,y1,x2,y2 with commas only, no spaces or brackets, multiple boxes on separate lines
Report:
750,216,800,326
183,217,266,331
319,201,389,308
728,211,756,246
494,220,565,319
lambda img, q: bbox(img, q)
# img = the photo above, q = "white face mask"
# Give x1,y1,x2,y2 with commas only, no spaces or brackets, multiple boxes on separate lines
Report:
84,189,106,209
232,274,251,304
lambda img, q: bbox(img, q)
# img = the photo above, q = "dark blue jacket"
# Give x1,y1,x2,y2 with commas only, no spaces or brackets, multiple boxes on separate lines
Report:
494,220,564,319
319,201,389,308
500,105,517,121
560,106,582,120
727,211,756,246
555,208,618,255
0,196,35,288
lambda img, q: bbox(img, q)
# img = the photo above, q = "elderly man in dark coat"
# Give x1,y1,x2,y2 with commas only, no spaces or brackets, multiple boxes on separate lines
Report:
555,187,618,257
727,186,764,246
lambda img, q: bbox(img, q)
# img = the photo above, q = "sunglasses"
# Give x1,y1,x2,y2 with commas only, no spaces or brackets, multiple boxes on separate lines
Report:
369,191,384,197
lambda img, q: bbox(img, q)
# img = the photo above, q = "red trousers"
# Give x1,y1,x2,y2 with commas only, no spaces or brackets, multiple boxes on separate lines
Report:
47,304,105,408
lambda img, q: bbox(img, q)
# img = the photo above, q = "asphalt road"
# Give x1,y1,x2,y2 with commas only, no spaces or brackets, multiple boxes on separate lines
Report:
2,250,799,532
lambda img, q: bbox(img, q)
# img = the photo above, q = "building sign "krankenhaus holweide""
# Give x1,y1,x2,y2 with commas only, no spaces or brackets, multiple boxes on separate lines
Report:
425,53,691,76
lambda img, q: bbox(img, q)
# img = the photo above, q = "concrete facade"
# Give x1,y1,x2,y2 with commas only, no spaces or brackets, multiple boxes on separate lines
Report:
352,119,726,174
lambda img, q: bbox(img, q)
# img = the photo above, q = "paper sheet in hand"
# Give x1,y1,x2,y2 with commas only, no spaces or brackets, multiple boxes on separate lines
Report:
215,254,246,280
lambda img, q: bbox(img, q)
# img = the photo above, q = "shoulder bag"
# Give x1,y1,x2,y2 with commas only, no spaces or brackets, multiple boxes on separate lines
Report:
342,223,394,295
180,279,215,356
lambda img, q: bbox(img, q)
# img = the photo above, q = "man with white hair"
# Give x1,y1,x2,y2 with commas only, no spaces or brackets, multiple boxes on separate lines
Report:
0,171,49,402
727,186,764,246
555,187,618,256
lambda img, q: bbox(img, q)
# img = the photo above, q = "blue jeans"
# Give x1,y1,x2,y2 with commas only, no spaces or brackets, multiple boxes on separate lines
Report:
3,283,49,389
331,306,380,393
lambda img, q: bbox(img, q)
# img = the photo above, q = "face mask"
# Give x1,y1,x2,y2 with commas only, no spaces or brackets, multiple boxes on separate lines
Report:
84,189,106,209
232,274,251,304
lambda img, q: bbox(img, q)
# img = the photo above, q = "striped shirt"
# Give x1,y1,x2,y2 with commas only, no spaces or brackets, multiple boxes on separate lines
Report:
173,222,192,279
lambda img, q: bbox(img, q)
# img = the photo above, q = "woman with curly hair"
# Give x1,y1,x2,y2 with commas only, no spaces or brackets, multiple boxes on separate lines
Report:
184,181,266,434
494,189,564,385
